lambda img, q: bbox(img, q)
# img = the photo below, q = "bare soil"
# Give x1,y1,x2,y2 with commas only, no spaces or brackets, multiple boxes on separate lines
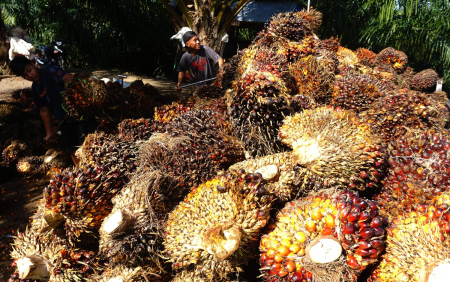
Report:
0,68,191,281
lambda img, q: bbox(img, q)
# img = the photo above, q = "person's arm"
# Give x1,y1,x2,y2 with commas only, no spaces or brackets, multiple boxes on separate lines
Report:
40,106,54,140
61,73,73,88
217,58,224,78
176,71,185,92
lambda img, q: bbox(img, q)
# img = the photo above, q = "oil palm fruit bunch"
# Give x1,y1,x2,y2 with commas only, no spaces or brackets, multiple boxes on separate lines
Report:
0,103,23,122
267,9,321,42
41,148,73,178
213,54,240,95
397,66,415,89
411,69,440,92
229,67,292,157
332,74,387,113
9,228,98,281
289,55,335,105
259,190,386,282
2,140,28,162
154,97,198,122
355,48,379,68
317,37,340,53
275,37,316,63
91,265,172,282
164,169,275,281
63,78,107,120
98,169,172,268
377,47,408,74
16,156,45,176
194,85,222,98
118,118,165,142
280,107,386,193
358,90,447,142
9,88,33,109
374,130,450,221
369,196,450,282
336,47,359,73
140,108,244,189
123,80,159,118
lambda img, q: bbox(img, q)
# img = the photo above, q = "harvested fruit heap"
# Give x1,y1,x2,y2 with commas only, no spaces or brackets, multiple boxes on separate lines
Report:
289,55,336,106
118,118,165,142
230,107,386,200
194,84,222,99
16,148,71,178
228,66,292,157
260,190,386,282
375,130,450,220
98,168,173,270
267,9,319,41
377,47,408,74
369,191,450,282
123,80,159,118
63,77,107,120
9,228,99,282
411,69,440,92
0,103,23,122
355,48,379,68
317,37,340,53
358,89,448,142
140,108,244,189
332,74,387,113
164,169,275,281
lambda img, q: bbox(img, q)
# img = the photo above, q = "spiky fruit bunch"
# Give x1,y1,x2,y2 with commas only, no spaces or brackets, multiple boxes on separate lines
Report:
260,190,386,282
317,37,340,53
63,78,107,119
377,47,408,74
154,98,197,122
229,67,292,157
332,74,387,112
336,47,359,70
289,55,335,105
164,169,275,280
358,90,447,142
140,109,244,189
267,11,314,41
194,85,222,98
356,48,378,67
123,80,159,118
275,37,316,63
98,169,170,267
2,140,28,162
374,130,450,220
91,265,172,282
369,199,450,282
280,107,386,192
9,228,98,282
117,118,165,142
0,103,23,122
411,69,439,92
16,156,44,176
397,66,415,89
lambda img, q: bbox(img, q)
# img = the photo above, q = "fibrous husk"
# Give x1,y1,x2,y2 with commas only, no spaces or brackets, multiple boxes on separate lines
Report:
164,169,275,281
411,69,440,92
260,190,386,282
358,89,448,142
91,265,172,282
336,46,359,71
377,47,408,74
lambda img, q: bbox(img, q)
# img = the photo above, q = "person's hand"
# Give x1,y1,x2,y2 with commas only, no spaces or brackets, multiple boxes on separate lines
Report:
175,84,182,92
44,133,57,143
217,71,224,79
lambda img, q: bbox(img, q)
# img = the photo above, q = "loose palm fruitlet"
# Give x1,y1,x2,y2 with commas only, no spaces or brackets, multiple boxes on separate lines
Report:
63,78,107,120
140,108,244,189
289,55,335,105
374,130,450,220
9,228,98,282
369,196,450,282
229,67,292,157
0,103,23,122
280,107,386,192
332,74,387,113
260,190,386,282
164,169,275,281
118,118,165,142
2,140,28,162
411,69,440,92
358,90,447,142
355,48,378,68
99,169,172,268
377,47,408,74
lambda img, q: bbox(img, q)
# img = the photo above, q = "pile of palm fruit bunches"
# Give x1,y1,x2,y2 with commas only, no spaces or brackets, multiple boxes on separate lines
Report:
5,8,450,282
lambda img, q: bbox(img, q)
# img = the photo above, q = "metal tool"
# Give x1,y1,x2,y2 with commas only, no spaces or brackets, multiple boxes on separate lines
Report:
180,77,217,88
48,114,70,140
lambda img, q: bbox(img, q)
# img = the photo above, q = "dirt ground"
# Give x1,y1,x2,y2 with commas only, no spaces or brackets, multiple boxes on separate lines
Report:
0,68,191,281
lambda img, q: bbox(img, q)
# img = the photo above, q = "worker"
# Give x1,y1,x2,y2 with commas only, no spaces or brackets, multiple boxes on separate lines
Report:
9,56,94,166
176,31,224,92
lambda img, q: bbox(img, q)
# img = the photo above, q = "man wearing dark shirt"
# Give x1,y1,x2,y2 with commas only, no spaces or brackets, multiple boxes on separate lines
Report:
176,31,224,91
9,56,94,166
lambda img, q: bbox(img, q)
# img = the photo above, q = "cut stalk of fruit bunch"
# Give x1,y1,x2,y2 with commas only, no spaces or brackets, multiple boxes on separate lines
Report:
259,190,386,282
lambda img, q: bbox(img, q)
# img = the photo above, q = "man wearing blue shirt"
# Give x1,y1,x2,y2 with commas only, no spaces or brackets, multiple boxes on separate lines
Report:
9,56,93,166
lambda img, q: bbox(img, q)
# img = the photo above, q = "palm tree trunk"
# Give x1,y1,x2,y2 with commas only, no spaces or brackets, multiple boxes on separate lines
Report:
0,8,11,74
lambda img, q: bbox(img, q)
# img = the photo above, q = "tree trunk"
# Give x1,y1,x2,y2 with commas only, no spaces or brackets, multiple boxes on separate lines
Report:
0,8,12,74
188,4,225,53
